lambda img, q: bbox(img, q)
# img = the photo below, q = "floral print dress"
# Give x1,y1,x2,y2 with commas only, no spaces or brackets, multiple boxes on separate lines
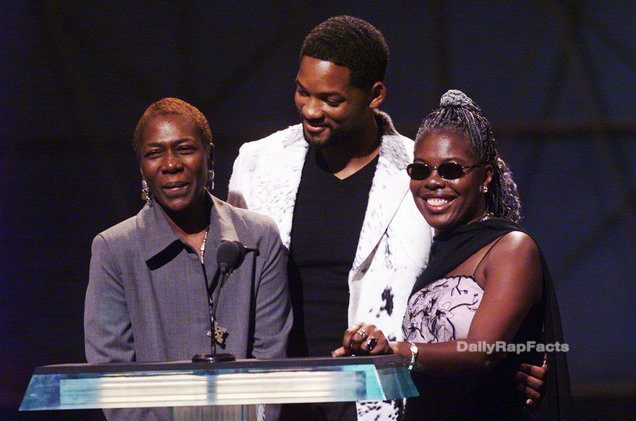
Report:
402,275,483,343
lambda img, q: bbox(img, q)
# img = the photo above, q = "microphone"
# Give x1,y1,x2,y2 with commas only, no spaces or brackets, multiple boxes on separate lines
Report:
192,240,255,363
217,240,249,276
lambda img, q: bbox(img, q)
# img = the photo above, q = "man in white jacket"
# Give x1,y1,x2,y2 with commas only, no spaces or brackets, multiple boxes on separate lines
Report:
228,15,545,420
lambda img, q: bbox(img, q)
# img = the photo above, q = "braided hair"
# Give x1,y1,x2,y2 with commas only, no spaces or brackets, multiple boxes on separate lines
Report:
416,90,522,222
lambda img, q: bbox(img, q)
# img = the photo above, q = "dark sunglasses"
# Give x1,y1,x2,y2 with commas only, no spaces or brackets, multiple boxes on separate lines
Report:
406,162,480,180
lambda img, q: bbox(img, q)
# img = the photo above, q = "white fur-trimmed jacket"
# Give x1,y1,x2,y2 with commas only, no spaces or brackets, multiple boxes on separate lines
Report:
228,112,433,345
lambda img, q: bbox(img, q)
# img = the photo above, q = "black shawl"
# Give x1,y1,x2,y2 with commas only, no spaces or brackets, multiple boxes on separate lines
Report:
411,218,572,419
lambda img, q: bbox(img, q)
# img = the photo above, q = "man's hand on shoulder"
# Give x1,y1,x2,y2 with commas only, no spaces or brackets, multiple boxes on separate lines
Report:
515,357,548,407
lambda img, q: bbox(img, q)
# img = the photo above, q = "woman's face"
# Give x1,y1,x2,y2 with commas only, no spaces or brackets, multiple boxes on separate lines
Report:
410,129,492,232
138,113,209,214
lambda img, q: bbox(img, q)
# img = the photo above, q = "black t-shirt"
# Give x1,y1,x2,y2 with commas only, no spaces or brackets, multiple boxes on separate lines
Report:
287,146,378,357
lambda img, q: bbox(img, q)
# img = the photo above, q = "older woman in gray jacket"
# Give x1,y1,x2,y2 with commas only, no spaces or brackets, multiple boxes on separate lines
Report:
84,98,292,420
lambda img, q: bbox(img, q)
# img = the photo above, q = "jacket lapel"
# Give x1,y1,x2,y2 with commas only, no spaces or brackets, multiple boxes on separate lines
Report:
352,132,413,271
209,195,241,244
261,126,308,249
139,195,246,269
139,203,184,265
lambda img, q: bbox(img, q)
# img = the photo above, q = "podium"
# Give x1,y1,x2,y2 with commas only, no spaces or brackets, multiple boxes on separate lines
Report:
20,355,417,415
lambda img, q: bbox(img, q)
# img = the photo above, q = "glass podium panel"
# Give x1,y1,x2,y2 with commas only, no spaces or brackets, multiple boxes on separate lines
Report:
21,355,418,411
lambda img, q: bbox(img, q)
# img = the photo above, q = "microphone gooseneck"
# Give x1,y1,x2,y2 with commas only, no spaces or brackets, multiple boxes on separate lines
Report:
192,240,255,363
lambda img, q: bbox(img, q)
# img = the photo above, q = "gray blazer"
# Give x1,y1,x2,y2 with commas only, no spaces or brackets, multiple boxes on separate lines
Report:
85,194,292,364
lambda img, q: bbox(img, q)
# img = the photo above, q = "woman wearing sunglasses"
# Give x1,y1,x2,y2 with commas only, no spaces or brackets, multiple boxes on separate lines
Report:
333,90,570,419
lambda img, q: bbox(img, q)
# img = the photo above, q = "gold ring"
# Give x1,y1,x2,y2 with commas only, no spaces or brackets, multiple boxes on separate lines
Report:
356,328,368,340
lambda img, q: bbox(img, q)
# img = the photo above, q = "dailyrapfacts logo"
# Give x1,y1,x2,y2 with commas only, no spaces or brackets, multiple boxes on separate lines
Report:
456,340,569,355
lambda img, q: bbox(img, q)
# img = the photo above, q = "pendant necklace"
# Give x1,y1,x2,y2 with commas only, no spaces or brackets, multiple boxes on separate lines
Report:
199,226,210,264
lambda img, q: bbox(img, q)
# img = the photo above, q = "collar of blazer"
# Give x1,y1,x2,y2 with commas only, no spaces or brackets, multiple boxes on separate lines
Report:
139,194,242,268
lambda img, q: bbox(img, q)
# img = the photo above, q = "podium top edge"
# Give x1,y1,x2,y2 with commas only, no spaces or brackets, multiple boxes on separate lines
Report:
34,355,405,374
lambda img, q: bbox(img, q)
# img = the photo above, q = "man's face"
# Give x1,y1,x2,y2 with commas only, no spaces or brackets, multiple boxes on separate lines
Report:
294,56,372,148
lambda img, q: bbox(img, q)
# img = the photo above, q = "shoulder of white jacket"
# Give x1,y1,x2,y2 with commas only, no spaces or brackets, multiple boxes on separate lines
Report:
238,124,303,154
379,131,416,168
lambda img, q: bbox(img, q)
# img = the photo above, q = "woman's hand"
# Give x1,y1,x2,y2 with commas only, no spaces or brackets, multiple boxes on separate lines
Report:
332,323,394,357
